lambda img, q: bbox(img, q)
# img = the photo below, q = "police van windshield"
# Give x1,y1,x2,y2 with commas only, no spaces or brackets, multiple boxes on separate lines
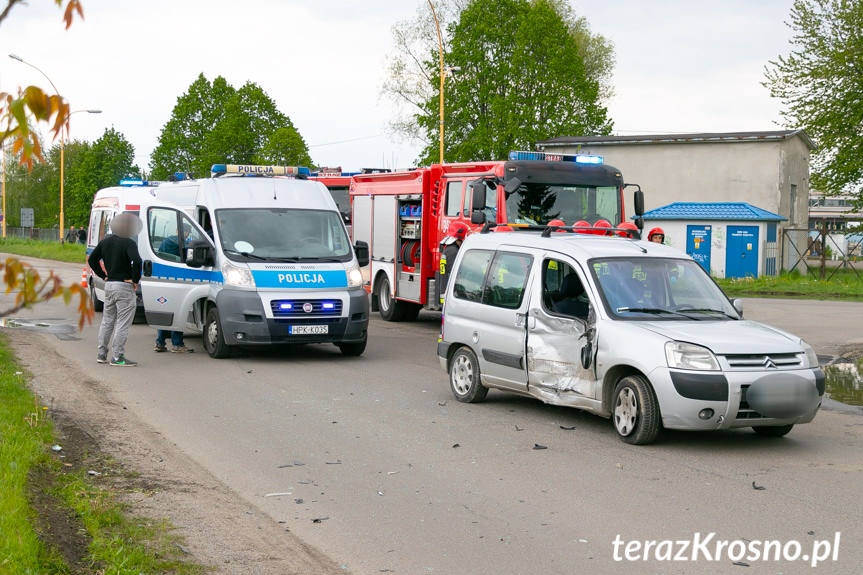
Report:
504,183,621,226
590,257,739,320
216,208,352,262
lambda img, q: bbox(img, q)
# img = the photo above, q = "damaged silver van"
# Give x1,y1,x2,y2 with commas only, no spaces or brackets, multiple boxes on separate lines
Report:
437,226,824,445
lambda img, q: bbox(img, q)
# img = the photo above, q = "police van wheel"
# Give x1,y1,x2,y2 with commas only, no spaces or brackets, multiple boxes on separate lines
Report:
613,375,660,445
449,347,488,403
338,337,367,357
90,286,104,312
378,276,407,322
204,307,231,359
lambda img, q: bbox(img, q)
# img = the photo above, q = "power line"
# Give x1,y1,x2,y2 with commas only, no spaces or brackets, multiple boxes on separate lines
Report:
309,134,385,148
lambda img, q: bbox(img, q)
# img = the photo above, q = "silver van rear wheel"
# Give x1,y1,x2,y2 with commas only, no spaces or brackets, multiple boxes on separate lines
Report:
449,347,488,403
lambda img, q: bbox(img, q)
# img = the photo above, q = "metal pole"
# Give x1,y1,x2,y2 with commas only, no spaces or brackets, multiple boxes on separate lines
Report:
428,0,444,164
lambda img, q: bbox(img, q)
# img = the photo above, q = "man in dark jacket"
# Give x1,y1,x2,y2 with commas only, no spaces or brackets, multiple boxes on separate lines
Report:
87,213,142,366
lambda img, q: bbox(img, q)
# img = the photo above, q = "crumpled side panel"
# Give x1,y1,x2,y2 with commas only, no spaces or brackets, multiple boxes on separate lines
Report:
527,311,596,398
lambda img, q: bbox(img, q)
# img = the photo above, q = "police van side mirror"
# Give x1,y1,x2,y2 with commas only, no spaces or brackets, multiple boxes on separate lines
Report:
185,240,214,268
354,240,370,267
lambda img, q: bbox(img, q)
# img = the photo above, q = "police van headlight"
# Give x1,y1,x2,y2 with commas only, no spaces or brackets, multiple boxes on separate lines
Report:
346,265,363,288
665,341,720,371
222,260,255,288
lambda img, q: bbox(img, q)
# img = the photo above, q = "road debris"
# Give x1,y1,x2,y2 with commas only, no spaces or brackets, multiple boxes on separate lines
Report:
751,481,766,490
533,444,547,450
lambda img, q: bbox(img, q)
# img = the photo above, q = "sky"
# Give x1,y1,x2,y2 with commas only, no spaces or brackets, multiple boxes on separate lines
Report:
0,0,798,174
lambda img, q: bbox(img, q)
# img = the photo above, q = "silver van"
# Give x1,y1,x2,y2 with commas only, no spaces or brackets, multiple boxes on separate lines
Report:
437,227,824,444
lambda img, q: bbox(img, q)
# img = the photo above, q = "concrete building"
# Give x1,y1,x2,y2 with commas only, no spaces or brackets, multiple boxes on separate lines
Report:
641,202,786,279
537,130,814,272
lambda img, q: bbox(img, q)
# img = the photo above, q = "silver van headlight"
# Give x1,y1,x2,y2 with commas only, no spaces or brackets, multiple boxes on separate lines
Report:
800,340,819,368
222,260,255,288
346,265,363,288
665,341,720,371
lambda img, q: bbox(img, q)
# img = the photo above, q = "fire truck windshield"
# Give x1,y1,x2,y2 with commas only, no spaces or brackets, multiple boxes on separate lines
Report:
503,183,621,226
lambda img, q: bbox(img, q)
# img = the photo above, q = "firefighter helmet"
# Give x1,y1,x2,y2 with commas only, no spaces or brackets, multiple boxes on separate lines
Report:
447,221,468,241
648,227,665,243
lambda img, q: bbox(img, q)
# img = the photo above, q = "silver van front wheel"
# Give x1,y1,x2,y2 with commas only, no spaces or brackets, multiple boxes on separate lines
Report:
613,375,660,445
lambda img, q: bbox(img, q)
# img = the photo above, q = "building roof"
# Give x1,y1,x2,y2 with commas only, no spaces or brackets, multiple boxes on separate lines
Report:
538,130,816,151
642,202,787,222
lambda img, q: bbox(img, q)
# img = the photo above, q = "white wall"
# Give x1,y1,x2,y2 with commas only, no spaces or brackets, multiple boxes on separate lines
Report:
647,219,772,279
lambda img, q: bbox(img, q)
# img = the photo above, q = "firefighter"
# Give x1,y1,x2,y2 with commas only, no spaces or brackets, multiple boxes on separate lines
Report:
648,227,665,243
439,221,467,302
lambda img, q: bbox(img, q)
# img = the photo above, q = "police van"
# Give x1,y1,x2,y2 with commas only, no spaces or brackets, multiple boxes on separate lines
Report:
135,164,370,358
86,179,161,312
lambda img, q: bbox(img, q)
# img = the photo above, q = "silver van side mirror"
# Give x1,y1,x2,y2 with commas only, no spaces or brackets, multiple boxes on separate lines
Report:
732,298,744,317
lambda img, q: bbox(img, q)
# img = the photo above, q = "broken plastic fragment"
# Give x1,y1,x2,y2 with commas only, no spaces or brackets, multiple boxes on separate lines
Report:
51,445,62,452
751,481,766,490
533,444,547,450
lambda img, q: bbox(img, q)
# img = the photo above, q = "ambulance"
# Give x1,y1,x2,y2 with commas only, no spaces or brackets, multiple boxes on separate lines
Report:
135,164,370,358
86,179,161,313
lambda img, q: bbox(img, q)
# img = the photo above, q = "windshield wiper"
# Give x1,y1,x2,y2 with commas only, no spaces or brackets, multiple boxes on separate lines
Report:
224,249,267,261
616,307,700,319
676,308,739,320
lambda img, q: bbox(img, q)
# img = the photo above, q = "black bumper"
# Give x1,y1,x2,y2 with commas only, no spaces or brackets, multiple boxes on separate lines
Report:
215,289,369,346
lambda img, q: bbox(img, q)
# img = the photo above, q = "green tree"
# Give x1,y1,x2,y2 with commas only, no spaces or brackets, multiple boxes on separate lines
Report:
64,127,138,226
382,0,614,162
150,74,312,178
255,127,313,167
764,0,863,206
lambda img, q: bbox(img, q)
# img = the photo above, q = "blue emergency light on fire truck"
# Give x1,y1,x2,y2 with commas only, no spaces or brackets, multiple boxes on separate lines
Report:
134,164,370,358
349,151,644,322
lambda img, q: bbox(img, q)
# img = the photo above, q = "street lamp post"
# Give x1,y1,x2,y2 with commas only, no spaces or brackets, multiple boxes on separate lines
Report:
8,54,101,242
427,1,459,164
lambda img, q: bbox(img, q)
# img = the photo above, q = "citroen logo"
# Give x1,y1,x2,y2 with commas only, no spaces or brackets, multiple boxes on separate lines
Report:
763,357,778,369
303,303,313,313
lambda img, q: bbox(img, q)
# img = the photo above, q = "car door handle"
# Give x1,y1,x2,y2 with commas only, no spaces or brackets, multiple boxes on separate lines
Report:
142,260,152,277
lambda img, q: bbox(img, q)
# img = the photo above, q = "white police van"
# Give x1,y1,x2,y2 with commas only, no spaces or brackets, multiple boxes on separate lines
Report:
136,164,370,358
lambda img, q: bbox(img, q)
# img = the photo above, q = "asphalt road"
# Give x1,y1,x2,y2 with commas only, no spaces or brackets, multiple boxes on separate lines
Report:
3,254,863,574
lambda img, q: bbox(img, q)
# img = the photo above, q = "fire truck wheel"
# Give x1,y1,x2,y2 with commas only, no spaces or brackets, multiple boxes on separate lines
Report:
90,285,104,312
204,307,231,359
403,303,421,321
377,275,407,322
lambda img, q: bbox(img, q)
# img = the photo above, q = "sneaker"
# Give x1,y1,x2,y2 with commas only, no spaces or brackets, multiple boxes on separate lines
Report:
154,343,168,352
97,353,108,364
170,346,194,354
110,355,137,367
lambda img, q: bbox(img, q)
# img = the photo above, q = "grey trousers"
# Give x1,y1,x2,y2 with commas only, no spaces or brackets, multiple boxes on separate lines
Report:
97,282,136,359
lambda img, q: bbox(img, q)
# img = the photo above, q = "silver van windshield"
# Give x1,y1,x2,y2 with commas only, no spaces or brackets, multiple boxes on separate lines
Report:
590,258,738,320
215,208,351,262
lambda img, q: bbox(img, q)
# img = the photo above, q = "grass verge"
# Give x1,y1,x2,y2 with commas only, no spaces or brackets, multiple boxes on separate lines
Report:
716,268,863,301
0,333,205,574
0,238,87,265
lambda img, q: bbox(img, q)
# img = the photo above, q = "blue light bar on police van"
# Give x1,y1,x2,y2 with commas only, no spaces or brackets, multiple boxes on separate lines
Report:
508,151,603,165
211,164,312,177
119,179,156,186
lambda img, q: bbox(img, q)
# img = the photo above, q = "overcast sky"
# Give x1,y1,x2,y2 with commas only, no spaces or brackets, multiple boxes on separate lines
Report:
0,0,797,173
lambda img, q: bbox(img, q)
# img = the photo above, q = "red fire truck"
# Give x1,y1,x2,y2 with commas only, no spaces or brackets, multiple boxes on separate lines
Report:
310,168,392,228
350,151,644,321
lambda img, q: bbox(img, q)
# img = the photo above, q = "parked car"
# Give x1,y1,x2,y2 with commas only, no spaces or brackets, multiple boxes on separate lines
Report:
437,226,824,444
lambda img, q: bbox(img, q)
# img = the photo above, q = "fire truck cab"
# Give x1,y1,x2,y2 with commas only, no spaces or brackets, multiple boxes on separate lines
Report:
351,151,644,321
